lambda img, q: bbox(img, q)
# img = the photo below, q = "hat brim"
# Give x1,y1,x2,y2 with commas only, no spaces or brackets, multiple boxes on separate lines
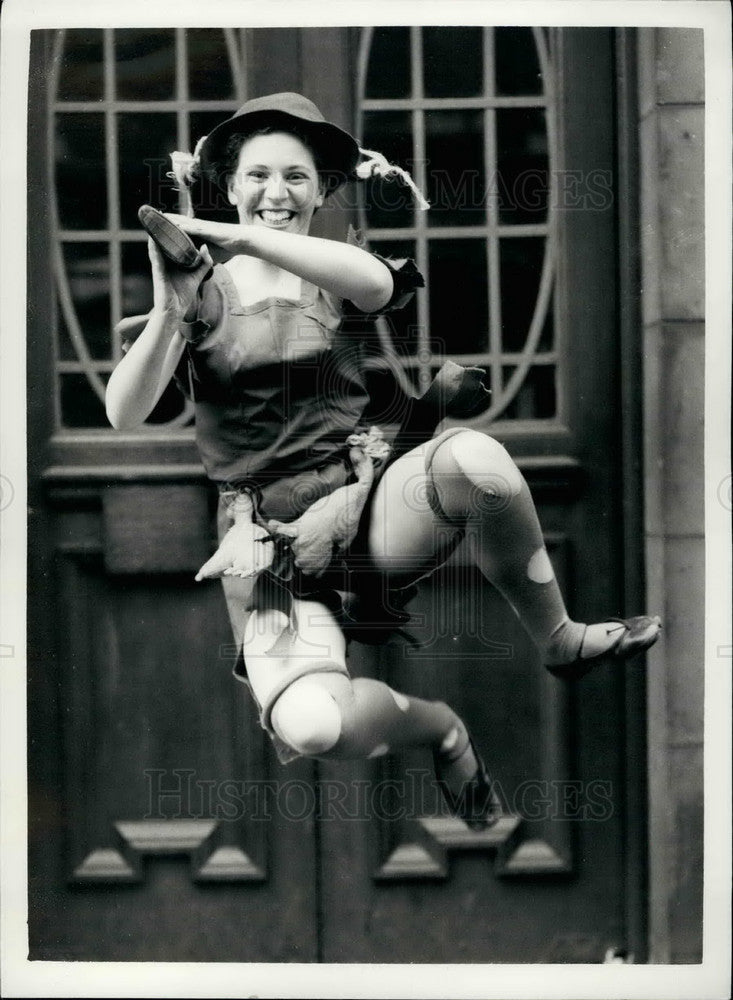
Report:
198,109,360,195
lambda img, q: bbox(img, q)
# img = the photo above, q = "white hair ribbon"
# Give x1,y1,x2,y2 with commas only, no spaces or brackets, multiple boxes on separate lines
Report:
356,147,430,211
166,135,208,218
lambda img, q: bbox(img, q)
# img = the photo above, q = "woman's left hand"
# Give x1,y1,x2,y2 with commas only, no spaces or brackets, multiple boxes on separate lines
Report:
162,213,249,262
268,480,372,577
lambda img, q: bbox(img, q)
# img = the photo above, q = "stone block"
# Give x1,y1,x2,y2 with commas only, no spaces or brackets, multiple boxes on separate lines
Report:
639,113,662,328
657,106,705,320
664,537,705,745
637,27,657,119
656,28,705,106
667,743,703,962
642,322,664,536
660,324,705,535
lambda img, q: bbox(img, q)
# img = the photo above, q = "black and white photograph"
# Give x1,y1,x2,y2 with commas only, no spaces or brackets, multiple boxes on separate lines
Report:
1,0,730,997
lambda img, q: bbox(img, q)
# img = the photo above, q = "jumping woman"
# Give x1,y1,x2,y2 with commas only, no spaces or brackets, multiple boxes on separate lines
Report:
106,92,661,829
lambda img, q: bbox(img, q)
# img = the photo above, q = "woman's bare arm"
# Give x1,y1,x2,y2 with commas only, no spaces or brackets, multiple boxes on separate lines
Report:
106,313,186,430
105,240,213,430
163,214,394,313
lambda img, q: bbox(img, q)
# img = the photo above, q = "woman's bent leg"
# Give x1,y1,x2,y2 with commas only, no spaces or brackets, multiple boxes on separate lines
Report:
368,429,660,670
270,672,489,811
269,670,498,826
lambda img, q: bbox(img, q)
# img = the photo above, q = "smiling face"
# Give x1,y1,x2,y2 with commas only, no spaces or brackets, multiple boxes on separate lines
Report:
226,131,325,235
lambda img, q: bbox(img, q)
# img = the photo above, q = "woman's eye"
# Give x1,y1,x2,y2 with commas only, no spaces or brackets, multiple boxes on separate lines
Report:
247,171,267,181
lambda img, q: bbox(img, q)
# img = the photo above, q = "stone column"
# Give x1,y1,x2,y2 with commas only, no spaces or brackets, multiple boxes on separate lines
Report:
638,27,704,963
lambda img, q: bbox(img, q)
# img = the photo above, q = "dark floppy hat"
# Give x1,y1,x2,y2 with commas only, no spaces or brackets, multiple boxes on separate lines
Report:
198,92,361,194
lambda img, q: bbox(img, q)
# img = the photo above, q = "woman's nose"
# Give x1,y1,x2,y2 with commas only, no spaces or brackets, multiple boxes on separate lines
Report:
264,174,287,201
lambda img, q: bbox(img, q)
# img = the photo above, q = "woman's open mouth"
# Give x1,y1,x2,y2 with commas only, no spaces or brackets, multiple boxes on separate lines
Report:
257,209,296,226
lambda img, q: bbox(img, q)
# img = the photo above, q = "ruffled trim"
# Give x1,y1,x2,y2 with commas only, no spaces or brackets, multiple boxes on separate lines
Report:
344,225,424,315
370,253,424,313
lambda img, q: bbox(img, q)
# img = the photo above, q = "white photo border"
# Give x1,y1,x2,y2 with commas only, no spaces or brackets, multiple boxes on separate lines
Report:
1,1,730,997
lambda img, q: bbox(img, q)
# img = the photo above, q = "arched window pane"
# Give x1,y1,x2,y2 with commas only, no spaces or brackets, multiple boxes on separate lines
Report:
495,27,542,96
55,113,107,229
502,365,556,419
52,28,246,432
361,111,414,229
428,239,488,356
422,27,483,97
57,29,104,101
60,373,109,428
117,112,178,228
187,29,236,99
359,26,556,424
120,243,154,319
499,237,545,352
496,108,549,223
425,109,485,227
365,27,411,99
115,29,176,101
62,243,111,359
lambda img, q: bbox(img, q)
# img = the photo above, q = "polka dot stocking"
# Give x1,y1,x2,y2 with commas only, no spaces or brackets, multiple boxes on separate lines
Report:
429,431,625,668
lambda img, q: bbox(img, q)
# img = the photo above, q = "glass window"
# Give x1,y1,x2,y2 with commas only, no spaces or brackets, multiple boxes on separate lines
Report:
115,29,176,101
361,111,415,230
51,28,244,431
495,27,542,96
57,29,104,102
496,108,549,224
425,109,485,227
422,27,483,97
358,26,557,424
61,243,111,359
499,236,545,352
187,29,236,100
117,112,179,227
428,240,488,356
55,113,107,229
365,27,411,99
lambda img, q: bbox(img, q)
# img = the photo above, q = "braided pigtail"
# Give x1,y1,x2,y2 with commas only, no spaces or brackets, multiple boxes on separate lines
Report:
355,147,430,211
166,134,208,218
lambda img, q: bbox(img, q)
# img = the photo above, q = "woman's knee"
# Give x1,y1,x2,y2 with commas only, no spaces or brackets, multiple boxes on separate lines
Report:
270,679,344,757
432,429,523,506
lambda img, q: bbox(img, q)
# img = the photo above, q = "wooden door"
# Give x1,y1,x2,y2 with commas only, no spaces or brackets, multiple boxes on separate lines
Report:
26,27,327,962
27,27,644,963
316,27,642,963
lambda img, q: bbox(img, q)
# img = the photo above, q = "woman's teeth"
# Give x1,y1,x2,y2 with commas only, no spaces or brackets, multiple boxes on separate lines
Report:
259,210,294,224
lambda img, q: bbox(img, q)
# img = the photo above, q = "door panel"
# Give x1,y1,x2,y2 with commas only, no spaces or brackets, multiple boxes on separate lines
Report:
317,28,632,963
28,27,639,963
26,29,328,962
30,480,320,961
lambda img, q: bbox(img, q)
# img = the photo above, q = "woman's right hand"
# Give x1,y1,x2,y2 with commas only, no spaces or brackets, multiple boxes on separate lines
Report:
195,518,275,581
148,237,213,322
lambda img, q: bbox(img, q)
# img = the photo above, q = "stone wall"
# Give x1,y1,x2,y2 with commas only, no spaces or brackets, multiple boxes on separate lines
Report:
638,27,705,964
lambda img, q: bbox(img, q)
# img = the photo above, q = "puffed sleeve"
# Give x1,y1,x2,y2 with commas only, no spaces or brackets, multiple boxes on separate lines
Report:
344,225,424,315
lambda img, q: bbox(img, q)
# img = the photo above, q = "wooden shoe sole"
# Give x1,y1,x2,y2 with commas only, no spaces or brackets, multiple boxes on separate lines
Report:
138,204,203,270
